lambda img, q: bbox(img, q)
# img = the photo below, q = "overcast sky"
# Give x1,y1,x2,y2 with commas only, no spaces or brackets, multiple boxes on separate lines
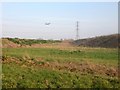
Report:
2,2,118,40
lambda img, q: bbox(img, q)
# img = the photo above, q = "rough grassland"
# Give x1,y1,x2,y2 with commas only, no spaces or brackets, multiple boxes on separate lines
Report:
2,47,119,88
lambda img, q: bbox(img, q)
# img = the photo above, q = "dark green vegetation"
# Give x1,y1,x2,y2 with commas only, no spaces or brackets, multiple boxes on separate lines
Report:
73,34,119,48
6,38,61,46
2,47,119,88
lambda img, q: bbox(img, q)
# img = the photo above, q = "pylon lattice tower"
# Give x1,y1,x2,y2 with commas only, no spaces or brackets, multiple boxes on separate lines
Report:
76,21,79,40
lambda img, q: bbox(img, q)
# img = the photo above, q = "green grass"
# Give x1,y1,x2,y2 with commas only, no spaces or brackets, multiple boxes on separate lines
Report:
2,47,119,88
6,38,61,46
3,47,118,65
2,62,119,88
3,47,118,58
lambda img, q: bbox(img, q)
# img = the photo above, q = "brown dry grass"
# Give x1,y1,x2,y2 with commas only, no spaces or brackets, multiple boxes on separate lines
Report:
2,56,118,77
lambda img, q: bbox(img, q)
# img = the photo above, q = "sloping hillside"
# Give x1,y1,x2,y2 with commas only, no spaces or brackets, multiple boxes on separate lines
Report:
2,34,119,48
73,34,119,48
2,38,62,48
2,38,20,48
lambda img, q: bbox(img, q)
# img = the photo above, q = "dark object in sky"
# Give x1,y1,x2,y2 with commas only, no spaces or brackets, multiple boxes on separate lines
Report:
45,23,51,25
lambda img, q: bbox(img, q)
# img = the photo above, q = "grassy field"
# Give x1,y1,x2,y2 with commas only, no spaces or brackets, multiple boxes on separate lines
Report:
2,47,119,88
